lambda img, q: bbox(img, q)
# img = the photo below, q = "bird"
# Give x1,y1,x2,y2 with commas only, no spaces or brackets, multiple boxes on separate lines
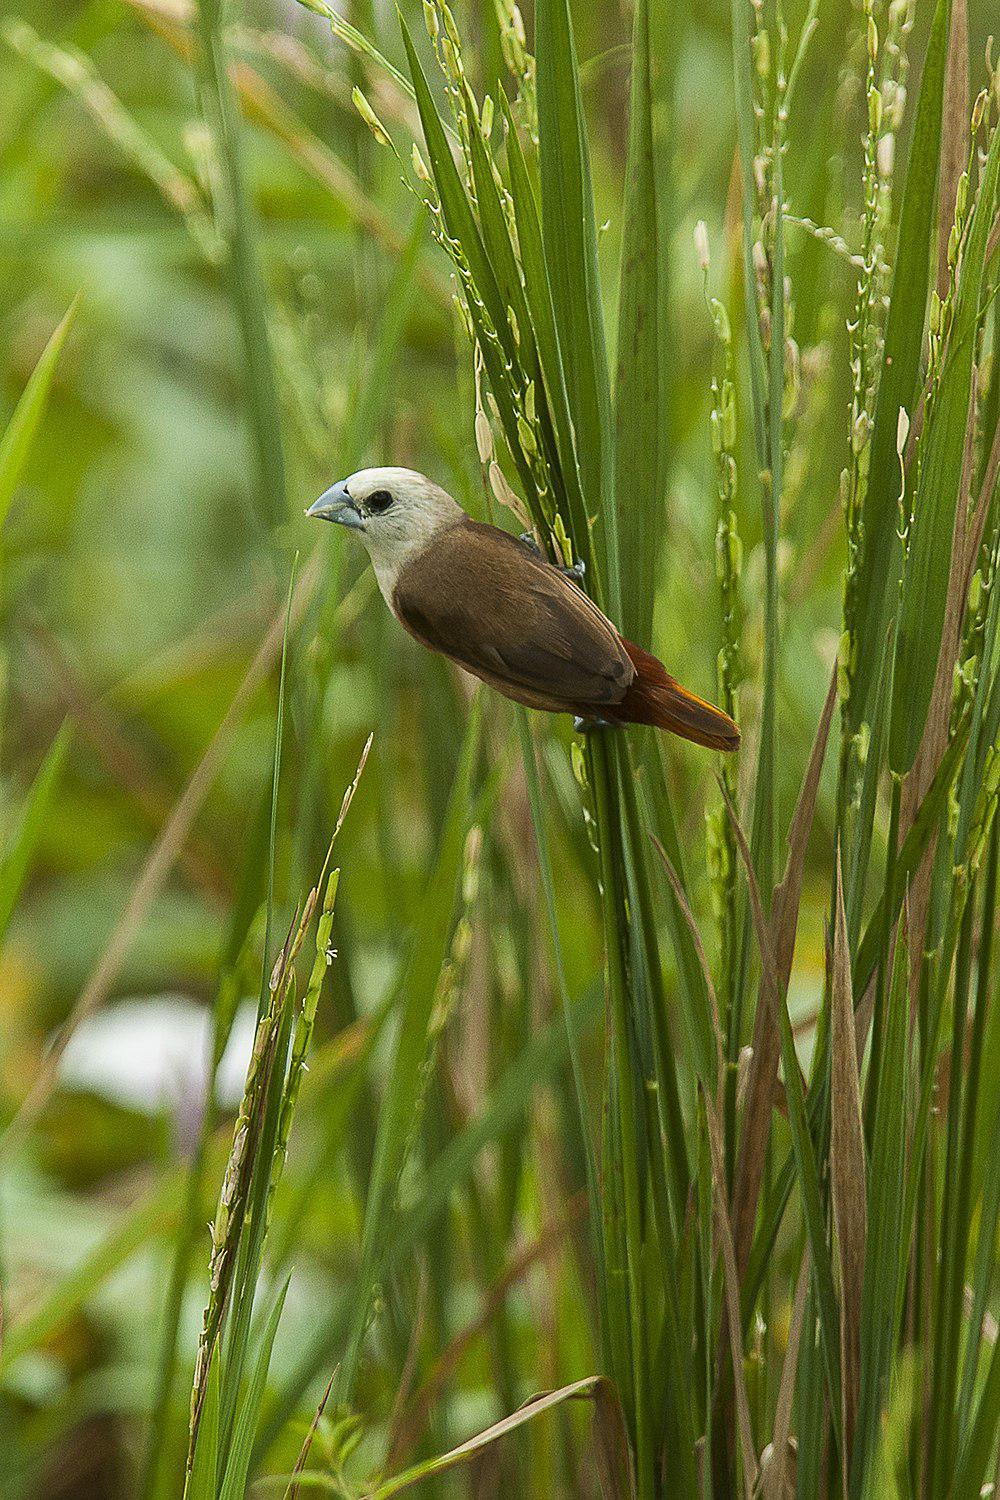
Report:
307,467,739,752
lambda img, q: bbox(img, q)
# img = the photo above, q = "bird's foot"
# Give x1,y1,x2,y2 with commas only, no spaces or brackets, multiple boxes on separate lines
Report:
573,714,621,733
519,531,585,583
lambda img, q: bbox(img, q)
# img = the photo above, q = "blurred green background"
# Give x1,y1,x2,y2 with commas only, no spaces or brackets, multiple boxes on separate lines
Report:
0,0,993,1494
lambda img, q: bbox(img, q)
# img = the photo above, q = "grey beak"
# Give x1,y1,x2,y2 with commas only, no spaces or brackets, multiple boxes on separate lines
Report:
306,481,365,530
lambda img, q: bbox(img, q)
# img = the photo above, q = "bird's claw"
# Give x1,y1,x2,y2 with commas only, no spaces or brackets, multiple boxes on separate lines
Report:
519,531,585,583
573,714,621,733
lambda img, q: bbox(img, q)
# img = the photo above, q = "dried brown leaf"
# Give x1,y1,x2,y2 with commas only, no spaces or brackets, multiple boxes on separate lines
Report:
766,1252,810,1500
285,1368,337,1500
365,1377,634,1500
830,850,866,1468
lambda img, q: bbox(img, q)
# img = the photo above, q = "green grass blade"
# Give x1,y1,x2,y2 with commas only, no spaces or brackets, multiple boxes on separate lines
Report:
0,296,78,527
515,709,601,1238
958,827,1000,1434
219,1279,290,1500
851,939,911,1495
728,0,767,462
500,94,594,571
614,0,663,646
398,23,509,357
187,1343,220,1500
398,19,540,520
952,1335,1000,1500
215,561,297,1457
855,713,970,993
535,0,618,612
195,0,285,532
850,0,953,729
743,710,970,1320
889,118,1000,774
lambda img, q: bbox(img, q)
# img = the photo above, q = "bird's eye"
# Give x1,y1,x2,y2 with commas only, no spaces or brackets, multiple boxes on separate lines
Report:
366,489,393,514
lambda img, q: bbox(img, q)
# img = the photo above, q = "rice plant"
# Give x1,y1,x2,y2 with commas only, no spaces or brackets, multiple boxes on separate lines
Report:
1,0,999,1496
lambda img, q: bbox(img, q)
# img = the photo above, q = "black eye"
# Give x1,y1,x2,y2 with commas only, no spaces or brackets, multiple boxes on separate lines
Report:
367,489,393,514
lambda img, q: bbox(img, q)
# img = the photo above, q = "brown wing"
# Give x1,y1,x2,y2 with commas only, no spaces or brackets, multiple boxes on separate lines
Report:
392,520,634,712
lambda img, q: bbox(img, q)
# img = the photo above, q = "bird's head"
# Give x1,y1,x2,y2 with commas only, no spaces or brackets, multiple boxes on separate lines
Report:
307,467,463,581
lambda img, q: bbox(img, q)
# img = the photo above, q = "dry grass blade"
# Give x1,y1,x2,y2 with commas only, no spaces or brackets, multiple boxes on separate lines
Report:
830,849,866,1469
367,1377,634,1500
732,665,838,1275
0,555,318,1162
936,0,969,297
591,1378,637,1500
332,733,373,844
284,1369,336,1500
765,1251,810,1500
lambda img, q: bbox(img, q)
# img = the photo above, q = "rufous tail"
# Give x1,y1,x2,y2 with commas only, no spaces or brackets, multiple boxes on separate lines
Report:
608,639,740,751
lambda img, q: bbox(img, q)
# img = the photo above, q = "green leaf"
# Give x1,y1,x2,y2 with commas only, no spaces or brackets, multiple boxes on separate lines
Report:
196,0,285,530
188,1341,221,1500
536,0,617,611
614,0,664,646
851,941,910,1495
855,712,970,993
951,1305,1000,1500
500,94,594,569
0,296,78,527
850,0,952,730
219,1279,290,1500
398,18,540,518
889,114,1000,773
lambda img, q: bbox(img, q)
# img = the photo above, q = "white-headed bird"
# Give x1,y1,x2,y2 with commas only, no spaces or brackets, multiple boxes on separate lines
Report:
308,467,739,752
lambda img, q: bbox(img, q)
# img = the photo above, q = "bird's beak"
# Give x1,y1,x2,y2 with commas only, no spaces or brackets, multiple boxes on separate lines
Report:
306,481,365,530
